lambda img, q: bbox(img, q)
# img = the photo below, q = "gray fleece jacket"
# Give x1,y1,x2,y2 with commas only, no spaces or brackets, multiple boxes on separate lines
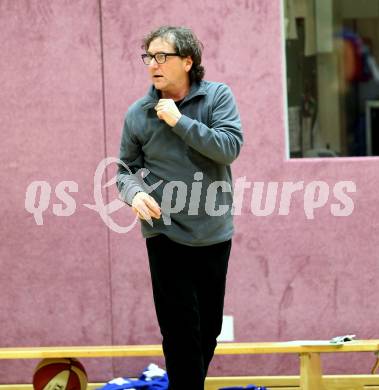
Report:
117,80,243,246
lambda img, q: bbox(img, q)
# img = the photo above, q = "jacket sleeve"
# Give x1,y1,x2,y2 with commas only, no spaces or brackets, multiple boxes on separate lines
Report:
170,83,243,165
116,112,145,205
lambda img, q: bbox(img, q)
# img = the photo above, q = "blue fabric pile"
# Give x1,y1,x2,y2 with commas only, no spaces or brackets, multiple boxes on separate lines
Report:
97,364,266,390
97,363,169,390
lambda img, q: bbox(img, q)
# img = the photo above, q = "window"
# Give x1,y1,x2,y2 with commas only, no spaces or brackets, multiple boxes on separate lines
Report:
284,0,379,157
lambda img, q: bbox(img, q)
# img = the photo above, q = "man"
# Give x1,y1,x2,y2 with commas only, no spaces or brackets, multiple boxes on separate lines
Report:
117,26,243,390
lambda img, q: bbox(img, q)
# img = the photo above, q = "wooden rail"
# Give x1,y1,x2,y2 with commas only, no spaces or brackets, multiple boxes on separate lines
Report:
0,340,378,390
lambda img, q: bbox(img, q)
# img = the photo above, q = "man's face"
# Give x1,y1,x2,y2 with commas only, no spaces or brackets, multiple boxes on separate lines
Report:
147,37,192,94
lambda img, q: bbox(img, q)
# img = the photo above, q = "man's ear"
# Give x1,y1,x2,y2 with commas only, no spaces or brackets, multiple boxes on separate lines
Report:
184,56,193,72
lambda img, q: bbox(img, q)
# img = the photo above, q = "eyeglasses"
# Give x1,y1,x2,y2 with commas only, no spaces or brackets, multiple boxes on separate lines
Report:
141,52,181,65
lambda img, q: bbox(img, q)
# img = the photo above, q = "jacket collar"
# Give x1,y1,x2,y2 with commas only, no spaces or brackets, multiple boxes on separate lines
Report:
141,81,207,111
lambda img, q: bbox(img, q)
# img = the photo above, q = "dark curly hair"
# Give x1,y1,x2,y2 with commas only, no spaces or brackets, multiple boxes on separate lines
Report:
142,26,205,84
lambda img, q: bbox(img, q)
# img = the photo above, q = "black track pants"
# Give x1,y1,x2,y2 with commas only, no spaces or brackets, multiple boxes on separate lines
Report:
146,234,232,390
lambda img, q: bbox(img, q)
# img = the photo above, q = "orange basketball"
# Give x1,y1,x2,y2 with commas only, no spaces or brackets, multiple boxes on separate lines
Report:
33,358,88,390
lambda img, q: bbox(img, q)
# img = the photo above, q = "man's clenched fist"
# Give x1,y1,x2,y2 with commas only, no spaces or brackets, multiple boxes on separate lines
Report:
155,99,182,127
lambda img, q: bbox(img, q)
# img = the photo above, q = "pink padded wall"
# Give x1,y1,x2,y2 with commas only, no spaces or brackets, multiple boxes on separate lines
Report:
0,0,113,383
1,0,379,384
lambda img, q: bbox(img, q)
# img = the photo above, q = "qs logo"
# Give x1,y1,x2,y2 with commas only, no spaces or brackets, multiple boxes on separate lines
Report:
24,157,161,233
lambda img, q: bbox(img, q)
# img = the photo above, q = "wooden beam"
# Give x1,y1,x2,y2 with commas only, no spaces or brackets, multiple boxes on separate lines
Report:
2,375,379,390
0,340,378,360
300,353,326,390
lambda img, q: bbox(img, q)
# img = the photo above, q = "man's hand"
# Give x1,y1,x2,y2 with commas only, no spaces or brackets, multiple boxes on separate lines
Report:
131,192,161,221
155,99,182,127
